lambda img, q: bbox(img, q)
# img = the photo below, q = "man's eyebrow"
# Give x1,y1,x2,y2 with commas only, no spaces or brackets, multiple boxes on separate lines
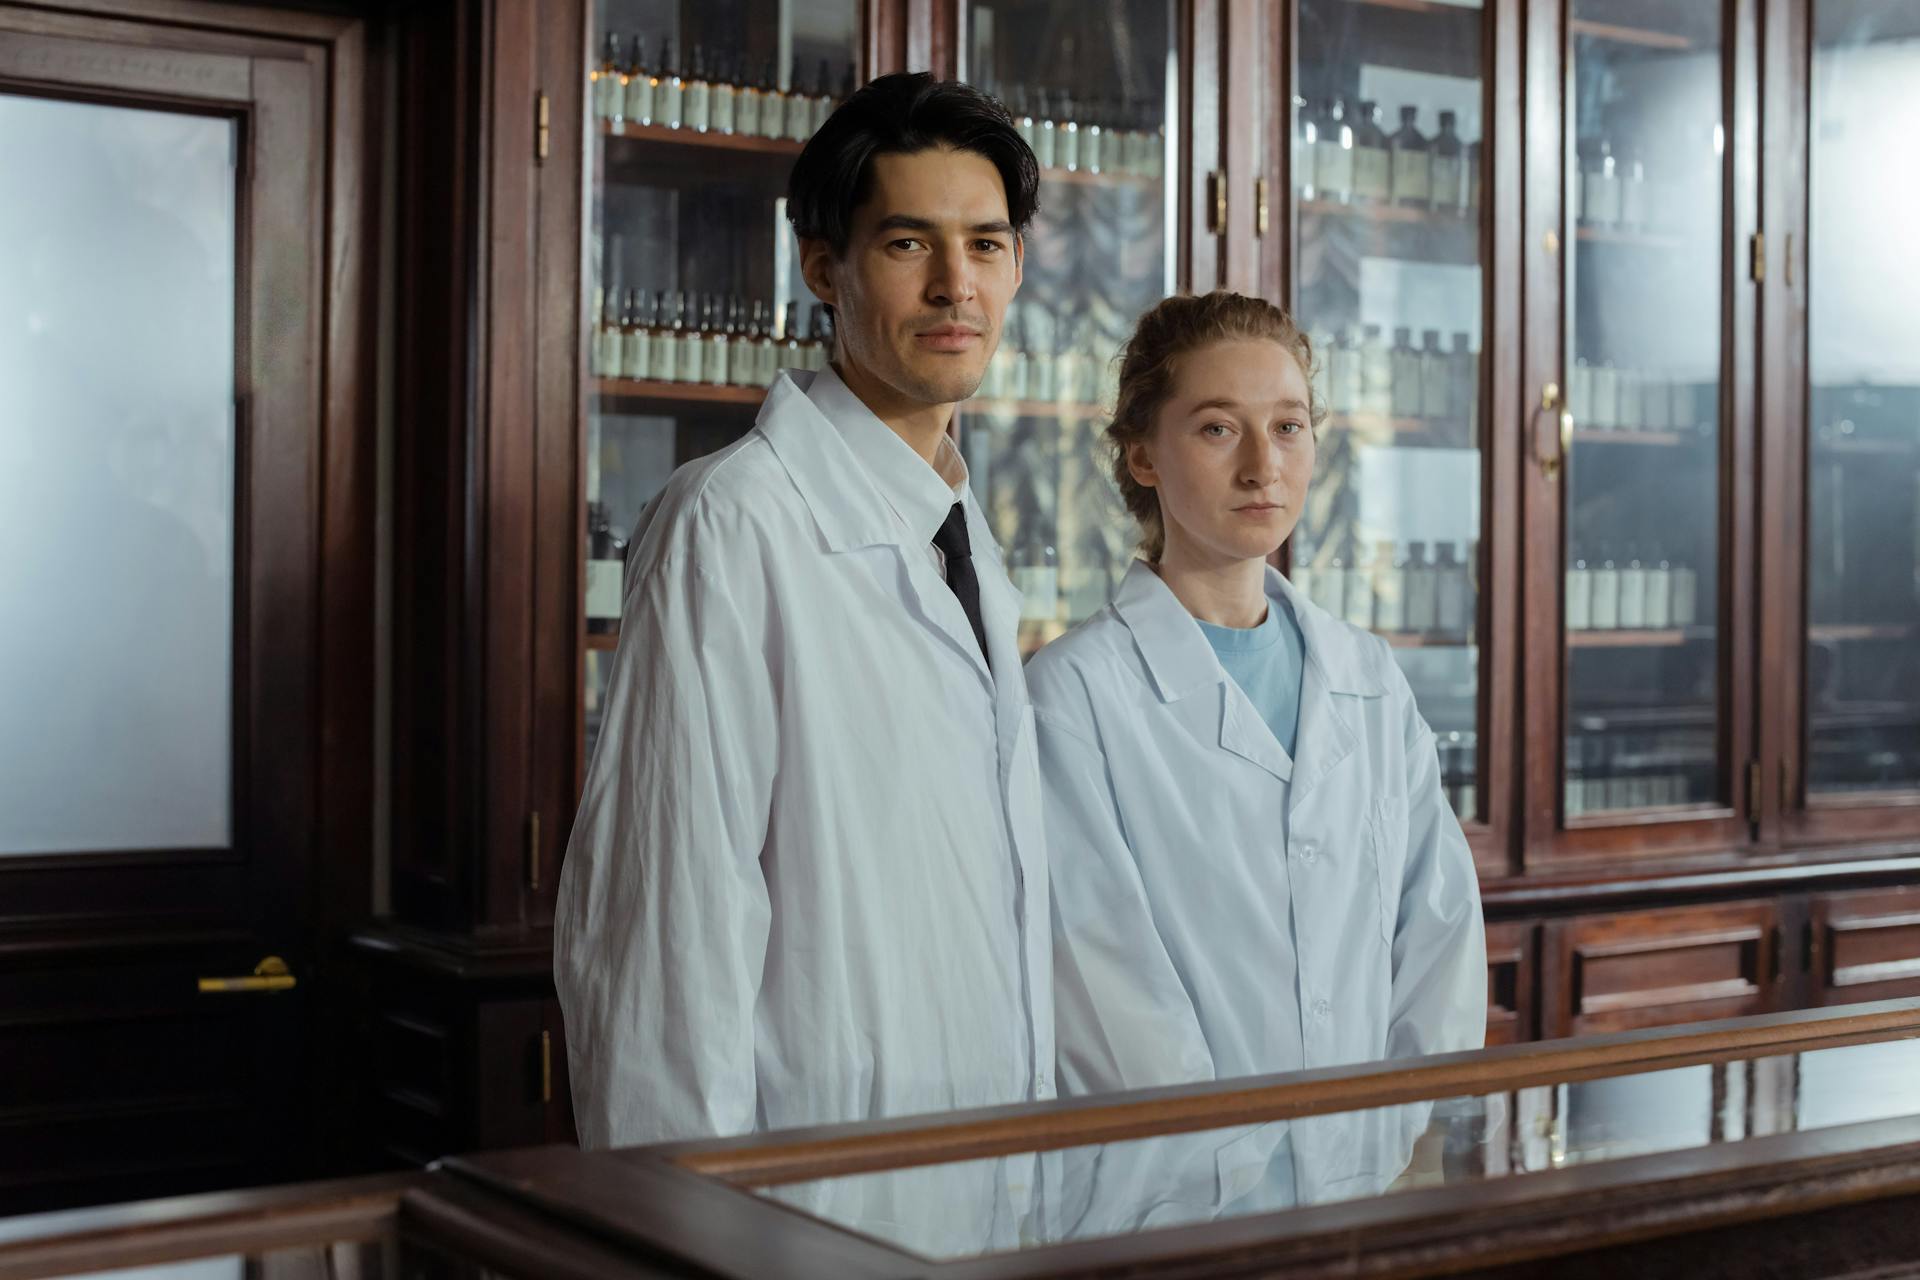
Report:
871,214,1016,236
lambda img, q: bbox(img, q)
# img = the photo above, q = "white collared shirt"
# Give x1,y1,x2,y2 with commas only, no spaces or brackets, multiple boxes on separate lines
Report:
554,369,1054,1247
1028,559,1486,1206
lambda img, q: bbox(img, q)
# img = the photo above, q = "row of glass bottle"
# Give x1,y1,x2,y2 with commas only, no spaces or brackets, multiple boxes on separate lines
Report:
1295,540,1476,636
975,312,1122,407
1566,731,1710,815
1309,325,1478,431
1574,138,1671,235
1299,100,1482,216
1566,546,1702,631
999,86,1165,178
1570,360,1717,435
590,287,830,387
589,34,849,140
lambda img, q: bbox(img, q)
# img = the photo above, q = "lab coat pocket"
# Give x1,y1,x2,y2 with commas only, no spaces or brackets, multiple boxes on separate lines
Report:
1213,1120,1288,1209
1368,794,1409,948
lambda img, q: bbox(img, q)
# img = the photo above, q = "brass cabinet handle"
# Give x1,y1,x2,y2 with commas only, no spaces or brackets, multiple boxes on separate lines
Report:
1255,176,1270,237
198,955,297,995
1534,381,1574,479
1208,170,1227,234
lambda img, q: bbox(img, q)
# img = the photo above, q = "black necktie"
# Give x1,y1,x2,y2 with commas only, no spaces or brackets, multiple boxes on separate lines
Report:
932,501,991,671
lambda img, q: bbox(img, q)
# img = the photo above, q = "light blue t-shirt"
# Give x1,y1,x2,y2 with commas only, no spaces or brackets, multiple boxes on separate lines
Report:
1196,598,1306,759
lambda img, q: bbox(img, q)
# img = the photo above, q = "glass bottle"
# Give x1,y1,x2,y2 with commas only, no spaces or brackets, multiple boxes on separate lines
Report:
1034,88,1058,169
1420,329,1449,424
1001,313,1030,400
1672,558,1699,627
1390,326,1423,420
646,289,677,382
1583,137,1621,228
592,32,623,123
590,286,616,377
1315,98,1354,204
586,502,626,635
729,301,759,388
1465,139,1482,214
682,294,710,384
1431,110,1464,214
705,295,731,385
1644,545,1673,629
1566,544,1592,630
1618,542,1648,629
1374,540,1406,633
756,59,783,139
657,38,683,130
781,301,803,368
736,54,762,137
1451,332,1476,440
1082,101,1105,175
1435,541,1470,635
810,58,834,135
1360,323,1392,418
710,53,738,135
753,300,779,386
683,44,712,132
1591,359,1619,430
620,287,652,381
1057,90,1081,172
624,37,657,128
1343,539,1377,629
1311,551,1347,616
1619,149,1648,231
1351,100,1392,204
1590,543,1621,629
1405,540,1439,633
785,59,813,141
1027,310,1057,401
1389,104,1430,209
1329,326,1362,416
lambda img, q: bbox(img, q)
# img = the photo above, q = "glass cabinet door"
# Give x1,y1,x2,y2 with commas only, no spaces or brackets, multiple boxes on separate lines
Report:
579,0,864,768
1801,0,1920,804
956,0,1180,654
1555,0,1736,837
1286,0,1490,828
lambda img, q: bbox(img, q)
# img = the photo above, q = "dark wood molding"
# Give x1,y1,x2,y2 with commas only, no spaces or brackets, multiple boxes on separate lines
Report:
1482,849,1920,915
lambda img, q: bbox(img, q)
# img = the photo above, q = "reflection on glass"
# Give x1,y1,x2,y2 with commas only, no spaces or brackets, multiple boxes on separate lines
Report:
751,1037,1920,1262
1805,0,1920,796
959,0,1176,653
580,2,862,764
1288,0,1486,823
1562,0,1724,817
0,94,236,856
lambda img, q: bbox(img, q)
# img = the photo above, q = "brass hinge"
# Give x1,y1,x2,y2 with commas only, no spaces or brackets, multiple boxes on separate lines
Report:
1255,176,1270,238
1208,170,1227,234
536,92,551,163
526,810,542,891
539,1030,553,1103
1749,231,1765,282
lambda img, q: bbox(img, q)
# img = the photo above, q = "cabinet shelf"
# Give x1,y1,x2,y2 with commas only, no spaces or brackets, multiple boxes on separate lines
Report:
1810,624,1918,643
1570,17,1697,50
585,631,619,651
962,398,1108,421
597,119,802,156
1326,412,1475,449
1577,225,1687,251
595,377,765,408
1573,428,1695,448
1383,630,1476,648
1569,627,1714,649
1040,166,1158,191
1299,198,1480,266
1818,433,1920,457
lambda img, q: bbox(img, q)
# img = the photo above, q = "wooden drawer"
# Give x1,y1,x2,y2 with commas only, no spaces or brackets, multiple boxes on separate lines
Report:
1484,920,1537,1046
1543,900,1784,1039
1808,886,1920,1006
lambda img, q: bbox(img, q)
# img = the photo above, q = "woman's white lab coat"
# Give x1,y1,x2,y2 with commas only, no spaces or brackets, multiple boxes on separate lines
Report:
1027,559,1486,1208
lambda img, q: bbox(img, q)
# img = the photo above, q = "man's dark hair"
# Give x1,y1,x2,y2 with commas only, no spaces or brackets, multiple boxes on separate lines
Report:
786,72,1040,256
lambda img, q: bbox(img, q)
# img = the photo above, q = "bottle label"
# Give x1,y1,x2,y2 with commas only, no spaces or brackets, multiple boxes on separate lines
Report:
812,96,833,134
707,338,729,385
648,334,676,382
586,560,623,619
593,75,615,121
1619,569,1648,628
1058,127,1080,172
711,85,736,134
1644,570,1673,628
660,81,683,129
621,331,651,381
678,335,704,383
1353,147,1391,201
1315,142,1353,200
1392,150,1430,204
592,329,616,377
786,94,811,140
1591,572,1620,628
755,338,778,386
625,78,655,128
1431,156,1462,210
737,90,761,137
684,82,711,131
1566,568,1592,630
1034,126,1056,170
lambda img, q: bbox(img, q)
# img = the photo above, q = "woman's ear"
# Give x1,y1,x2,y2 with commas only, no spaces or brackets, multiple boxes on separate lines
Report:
1126,438,1158,489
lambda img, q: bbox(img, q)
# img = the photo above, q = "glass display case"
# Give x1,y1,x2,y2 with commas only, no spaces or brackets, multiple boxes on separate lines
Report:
1802,0,1920,801
1560,0,1728,822
578,0,866,766
1286,0,1490,826
954,0,1180,655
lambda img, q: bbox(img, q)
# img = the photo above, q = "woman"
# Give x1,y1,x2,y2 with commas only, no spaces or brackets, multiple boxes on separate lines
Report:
1028,291,1486,1212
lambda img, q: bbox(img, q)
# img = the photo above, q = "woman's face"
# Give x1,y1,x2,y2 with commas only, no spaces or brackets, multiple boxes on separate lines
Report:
1127,338,1316,569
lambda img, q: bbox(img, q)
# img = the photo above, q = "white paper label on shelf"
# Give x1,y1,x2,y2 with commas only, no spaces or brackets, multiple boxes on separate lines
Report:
586,559,624,619
1353,146,1391,201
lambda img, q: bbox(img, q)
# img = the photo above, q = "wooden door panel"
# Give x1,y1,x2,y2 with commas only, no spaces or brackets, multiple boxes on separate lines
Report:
1485,920,1536,1046
1545,901,1781,1038
1810,886,1920,1005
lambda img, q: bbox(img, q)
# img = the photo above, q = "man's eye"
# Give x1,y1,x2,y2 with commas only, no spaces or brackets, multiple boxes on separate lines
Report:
974,240,1004,253
891,239,924,252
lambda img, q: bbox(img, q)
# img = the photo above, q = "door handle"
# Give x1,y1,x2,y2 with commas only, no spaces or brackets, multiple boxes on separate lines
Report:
1534,381,1574,479
198,955,297,995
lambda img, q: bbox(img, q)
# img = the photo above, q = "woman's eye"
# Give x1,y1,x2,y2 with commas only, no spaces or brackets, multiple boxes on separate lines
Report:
1275,421,1305,436
1201,422,1233,438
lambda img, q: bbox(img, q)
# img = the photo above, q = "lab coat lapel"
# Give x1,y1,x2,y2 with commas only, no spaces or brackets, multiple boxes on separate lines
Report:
1274,569,1366,798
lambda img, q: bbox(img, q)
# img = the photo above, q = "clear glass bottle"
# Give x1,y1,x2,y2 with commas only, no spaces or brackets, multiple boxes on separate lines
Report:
1390,326,1423,419
1405,540,1439,632
710,53,738,135
1010,85,1036,148
755,59,783,139
1351,100,1392,204
624,37,657,128
1420,329,1449,423
1466,139,1482,213
1034,88,1058,169
683,44,712,132
1311,552,1347,617
1590,543,1621,629
1672,558,1699,628
589,286,615,377
705,294,732,385
1616,365,1642,432
1389,104,1430,209
592,32,623,123
1583,136,1621,228
1644,545,1673,629
646,289,677,382
1451,332,1476,434
780,300,803,369
1619,149,1648,231
1027,311,1056,401
1566,544,1592,630
1591,359,1620,430
753,300,779,386
1082,101,1105,175
585,502,626,635
1374,540,1407,633
735,55,762,136
729,300,759,388
1618,542,1648,628
657,38,684,130
1329,325,1362,415
1360,323,1392,418
1057,90,1081,172
1435,541,1470,635
785,59,813,141
1431,109,1464,214
1343,539,1377,629
621,287,652,381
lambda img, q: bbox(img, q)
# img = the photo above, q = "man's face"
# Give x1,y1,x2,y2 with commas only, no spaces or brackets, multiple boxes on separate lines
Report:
801,146,1023,409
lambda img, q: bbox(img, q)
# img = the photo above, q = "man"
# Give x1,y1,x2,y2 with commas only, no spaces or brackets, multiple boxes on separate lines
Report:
555,73,1051,1160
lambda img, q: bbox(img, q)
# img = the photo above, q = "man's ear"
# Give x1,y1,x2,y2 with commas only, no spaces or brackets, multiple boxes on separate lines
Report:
1011,232,1024,296
798,236,838,308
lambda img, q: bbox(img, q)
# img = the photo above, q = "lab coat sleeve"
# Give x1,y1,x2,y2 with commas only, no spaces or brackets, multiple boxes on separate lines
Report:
1035,696,1215,1096
1384,682,1488,1063
555,525,776,1149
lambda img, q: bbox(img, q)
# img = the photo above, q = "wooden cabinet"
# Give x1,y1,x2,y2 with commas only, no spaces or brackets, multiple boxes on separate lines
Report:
1484,921,1537,1046
1541,900,1783,1039
1807,886,1920,1007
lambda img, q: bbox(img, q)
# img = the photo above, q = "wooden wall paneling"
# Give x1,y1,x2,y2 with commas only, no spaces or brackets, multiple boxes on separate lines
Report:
1808,886,1920,1006
1217,0,1258,294
1182,0,1220,293
1542,900,1783,1040
1484,920,1537,1046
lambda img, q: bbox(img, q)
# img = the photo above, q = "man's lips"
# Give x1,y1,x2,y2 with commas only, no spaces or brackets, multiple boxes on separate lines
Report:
915,325,984,351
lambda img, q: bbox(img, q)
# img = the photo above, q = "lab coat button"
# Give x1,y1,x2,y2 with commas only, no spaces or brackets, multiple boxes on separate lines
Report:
1313,998,1332,1020
1297,840,1319,864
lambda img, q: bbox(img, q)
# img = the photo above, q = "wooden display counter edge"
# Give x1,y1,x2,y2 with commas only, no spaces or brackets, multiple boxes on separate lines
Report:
1479,848,1920,913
